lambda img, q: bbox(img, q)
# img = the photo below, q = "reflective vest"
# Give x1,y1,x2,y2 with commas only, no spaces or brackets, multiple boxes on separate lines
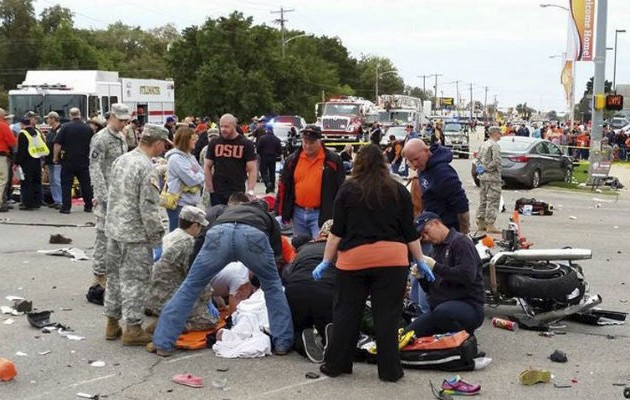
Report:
21,129,50,158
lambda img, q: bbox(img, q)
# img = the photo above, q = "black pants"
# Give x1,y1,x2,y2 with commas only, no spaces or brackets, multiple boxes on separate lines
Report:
406,300,484,337
285,282,334,355
259,156,276,191
210,191,231,206
61,162,93,212
20,160,42,208
324,266,408,382
3,155,13,202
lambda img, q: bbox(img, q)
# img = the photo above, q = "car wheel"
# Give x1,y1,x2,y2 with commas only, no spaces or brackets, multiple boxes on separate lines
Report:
529,169,541,189
563,168,572,183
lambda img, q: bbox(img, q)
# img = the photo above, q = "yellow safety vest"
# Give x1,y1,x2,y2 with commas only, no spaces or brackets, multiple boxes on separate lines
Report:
21,129,50,158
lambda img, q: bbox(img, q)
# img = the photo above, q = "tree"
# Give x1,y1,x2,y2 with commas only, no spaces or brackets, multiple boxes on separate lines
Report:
405,86,432,101
355,55,404,102
0,0,42,89
39,5,73,35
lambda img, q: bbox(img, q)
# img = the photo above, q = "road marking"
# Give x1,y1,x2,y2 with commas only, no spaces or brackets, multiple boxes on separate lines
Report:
252,376,330,398
68,373,117,387
164,352,207,364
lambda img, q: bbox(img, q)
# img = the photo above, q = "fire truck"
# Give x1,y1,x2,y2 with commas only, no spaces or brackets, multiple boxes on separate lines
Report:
8,70,175,124
374,94,426,131
317,96,377,141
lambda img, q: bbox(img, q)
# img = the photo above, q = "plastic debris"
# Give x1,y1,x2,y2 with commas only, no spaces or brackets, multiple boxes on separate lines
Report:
305,372,320,379
38,351,51,355
212,377,228,390
3,318,15,325
89,360,106,367
37,247,90,261
569,216,577,220
1,306,21,316
15,352,27,357
76,393,99,399
5,296,24,302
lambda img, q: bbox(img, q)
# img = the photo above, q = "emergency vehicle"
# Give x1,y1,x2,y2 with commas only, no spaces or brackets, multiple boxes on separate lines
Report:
373,94,426,131
8,70,175,124
317,96,377,141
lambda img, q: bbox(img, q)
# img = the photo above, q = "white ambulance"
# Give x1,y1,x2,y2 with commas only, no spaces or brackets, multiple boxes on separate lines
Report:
8,70,175,124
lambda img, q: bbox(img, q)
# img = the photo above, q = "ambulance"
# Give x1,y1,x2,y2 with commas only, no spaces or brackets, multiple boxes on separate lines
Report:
8,70,175,124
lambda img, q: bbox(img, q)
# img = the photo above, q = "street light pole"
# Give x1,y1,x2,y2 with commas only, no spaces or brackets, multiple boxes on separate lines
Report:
281,33,308,59
613,29,626,92
375,66,397,103
589,0,608,183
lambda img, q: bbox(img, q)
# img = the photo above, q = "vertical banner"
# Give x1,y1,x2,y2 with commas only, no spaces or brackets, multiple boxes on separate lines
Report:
568,0,595,61
561,60,574,108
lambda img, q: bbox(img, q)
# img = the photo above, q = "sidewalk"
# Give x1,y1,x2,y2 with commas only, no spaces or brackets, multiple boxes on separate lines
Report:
610,162,630,186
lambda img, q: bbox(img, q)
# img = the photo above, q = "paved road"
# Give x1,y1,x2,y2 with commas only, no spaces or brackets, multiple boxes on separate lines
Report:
1,134,629,399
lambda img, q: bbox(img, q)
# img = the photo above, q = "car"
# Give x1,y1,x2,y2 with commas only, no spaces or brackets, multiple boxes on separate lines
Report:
610,117,629,131
471,136,573,188
380,126,407,147
443,122,470,159
269,115,307,131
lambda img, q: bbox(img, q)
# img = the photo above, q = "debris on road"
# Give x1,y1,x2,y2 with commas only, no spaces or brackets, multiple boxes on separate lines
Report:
3,318,15,325
76,393,100,399
38,350,51,355
15,351,27,357
37,247,90,261
549,350,568,363
0,357,17,381
89,360,106,367
49,234,73,245
13,299,33,312
519,369,551,385
305,372,320,379
172,373,204,388
1,306,21,316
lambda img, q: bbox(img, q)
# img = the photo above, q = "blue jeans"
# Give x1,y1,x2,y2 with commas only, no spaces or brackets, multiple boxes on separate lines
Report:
292,206,320,238
48,164,62,204
166,205,183,232
405,300,484,337
152,223,294,352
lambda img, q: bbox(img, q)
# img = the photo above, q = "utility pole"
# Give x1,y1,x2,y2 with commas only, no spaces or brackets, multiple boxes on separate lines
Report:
589,0,607,183
484,86,489,123
271,7,294,59
417,74,431,99
469,83,474,121
455,80,460,116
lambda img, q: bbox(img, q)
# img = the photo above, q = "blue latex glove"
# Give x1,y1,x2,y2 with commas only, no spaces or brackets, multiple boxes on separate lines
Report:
152,245,163,262
415,259,436,282
312,260,331,281
476,164,485,175
207,301,220,319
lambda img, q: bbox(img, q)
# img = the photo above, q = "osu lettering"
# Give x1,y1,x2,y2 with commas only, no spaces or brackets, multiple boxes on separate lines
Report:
215,144,244,158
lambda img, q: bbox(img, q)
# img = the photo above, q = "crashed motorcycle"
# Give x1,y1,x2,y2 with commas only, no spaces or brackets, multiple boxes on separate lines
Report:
473,217,607,329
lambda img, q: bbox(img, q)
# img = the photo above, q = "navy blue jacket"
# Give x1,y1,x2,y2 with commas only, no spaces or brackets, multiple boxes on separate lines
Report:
419,145,469,231
421,228,485,309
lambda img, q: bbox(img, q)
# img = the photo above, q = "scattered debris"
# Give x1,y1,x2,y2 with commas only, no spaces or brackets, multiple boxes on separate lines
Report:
5,296,24,302
172,374,204,388
37,247,90,261
305,372,320,379
539,332,555,338
0,357,17,382
212,377,228,390
216,367,229,372
49,234,73,244
3,318,15,325
89,360,106,368
612,383,626,386
571,378,579,384
519,369,551,385
1,306,21,316
15,352,28,357
38,351,51,356
553,382,572,388
569,216,577,220
549,350,568,363
13,299,32,312
76,393,100,399
60,308,73,311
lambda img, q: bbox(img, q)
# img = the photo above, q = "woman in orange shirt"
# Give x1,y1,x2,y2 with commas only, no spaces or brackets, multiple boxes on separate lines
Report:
312,144,434,382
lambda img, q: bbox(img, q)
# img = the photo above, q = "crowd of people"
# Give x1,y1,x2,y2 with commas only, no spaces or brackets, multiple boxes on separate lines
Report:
0,106,492,383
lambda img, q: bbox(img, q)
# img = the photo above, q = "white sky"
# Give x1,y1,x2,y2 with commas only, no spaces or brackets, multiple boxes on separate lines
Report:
35,0,630,113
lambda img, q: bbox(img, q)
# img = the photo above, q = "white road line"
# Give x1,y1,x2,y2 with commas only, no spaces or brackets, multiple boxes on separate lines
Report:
163,352,208,364
68,373,117,388
252,376,330,398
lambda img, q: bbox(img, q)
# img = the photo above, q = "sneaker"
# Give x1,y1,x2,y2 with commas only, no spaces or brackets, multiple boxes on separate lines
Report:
441,375,481,395
302,328,324,363
49,234,72,244
519,369,551,385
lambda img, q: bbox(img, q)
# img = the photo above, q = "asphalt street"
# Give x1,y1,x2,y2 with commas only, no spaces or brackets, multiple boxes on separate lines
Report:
1,131,629,400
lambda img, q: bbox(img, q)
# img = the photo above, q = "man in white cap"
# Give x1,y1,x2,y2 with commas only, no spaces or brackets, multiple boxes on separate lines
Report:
145,205,217,332
54,107,94,214
88,103,130,289
103,123,170,346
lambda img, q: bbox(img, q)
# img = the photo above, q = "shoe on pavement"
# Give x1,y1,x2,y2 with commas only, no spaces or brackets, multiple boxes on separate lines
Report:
146,342,174,357
49,234,72,244
105,317,122,340
172,373,203,388
122,324,152,346
441,375,481,395
519,369,551,385
92,274,107,288
302,328,324,363
59,209,71,214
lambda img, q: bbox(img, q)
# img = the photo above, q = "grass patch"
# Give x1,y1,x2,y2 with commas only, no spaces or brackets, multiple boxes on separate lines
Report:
548,161,617,195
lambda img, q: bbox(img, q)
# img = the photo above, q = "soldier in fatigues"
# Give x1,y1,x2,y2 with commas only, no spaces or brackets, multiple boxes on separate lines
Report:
145,206,217,332
475,126,502,233
88,104,129,289
104,123,169,346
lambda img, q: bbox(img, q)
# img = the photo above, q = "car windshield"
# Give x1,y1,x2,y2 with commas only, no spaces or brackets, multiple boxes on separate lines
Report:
323,103,360,116
389,111,413,123
499,137,532,152
270,124,292,140
444,123,462,132
43,94,86,121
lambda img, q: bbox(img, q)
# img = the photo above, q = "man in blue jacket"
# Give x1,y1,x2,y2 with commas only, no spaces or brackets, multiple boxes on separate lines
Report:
403,139,470,234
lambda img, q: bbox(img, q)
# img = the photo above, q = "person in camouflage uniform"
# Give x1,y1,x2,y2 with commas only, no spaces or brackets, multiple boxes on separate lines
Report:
475,126,502,233
145,206,217,332
88,104,130,289
104,123,170,346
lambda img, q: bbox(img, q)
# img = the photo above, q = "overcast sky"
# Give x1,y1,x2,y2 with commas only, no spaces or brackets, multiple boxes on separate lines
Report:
35,0,630,113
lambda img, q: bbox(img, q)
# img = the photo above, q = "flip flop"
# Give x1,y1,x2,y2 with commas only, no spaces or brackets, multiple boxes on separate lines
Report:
172,373,204,388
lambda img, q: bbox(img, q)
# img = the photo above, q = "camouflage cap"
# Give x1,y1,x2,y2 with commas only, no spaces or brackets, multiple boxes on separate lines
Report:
141,123,170,142
179,205,209,226
110,103,131,120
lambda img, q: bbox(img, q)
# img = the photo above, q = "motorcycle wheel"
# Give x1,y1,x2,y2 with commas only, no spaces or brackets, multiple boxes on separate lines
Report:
506,265,584,304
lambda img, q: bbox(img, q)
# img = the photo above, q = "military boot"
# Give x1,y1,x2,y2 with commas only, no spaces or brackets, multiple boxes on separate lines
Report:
105,317,122,340
485,224,501,234
93,274,107,287
145,320,157,335
122,324,152,346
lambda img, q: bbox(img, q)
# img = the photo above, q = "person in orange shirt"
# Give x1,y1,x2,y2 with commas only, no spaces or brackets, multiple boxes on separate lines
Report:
276,125,345,238
0,108,17,212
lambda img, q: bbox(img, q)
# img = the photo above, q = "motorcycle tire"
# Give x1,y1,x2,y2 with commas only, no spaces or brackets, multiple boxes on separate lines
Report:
506,265,583,303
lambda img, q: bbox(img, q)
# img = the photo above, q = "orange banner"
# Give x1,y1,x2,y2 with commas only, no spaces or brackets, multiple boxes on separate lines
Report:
561,60,574,106
568,0,595,61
